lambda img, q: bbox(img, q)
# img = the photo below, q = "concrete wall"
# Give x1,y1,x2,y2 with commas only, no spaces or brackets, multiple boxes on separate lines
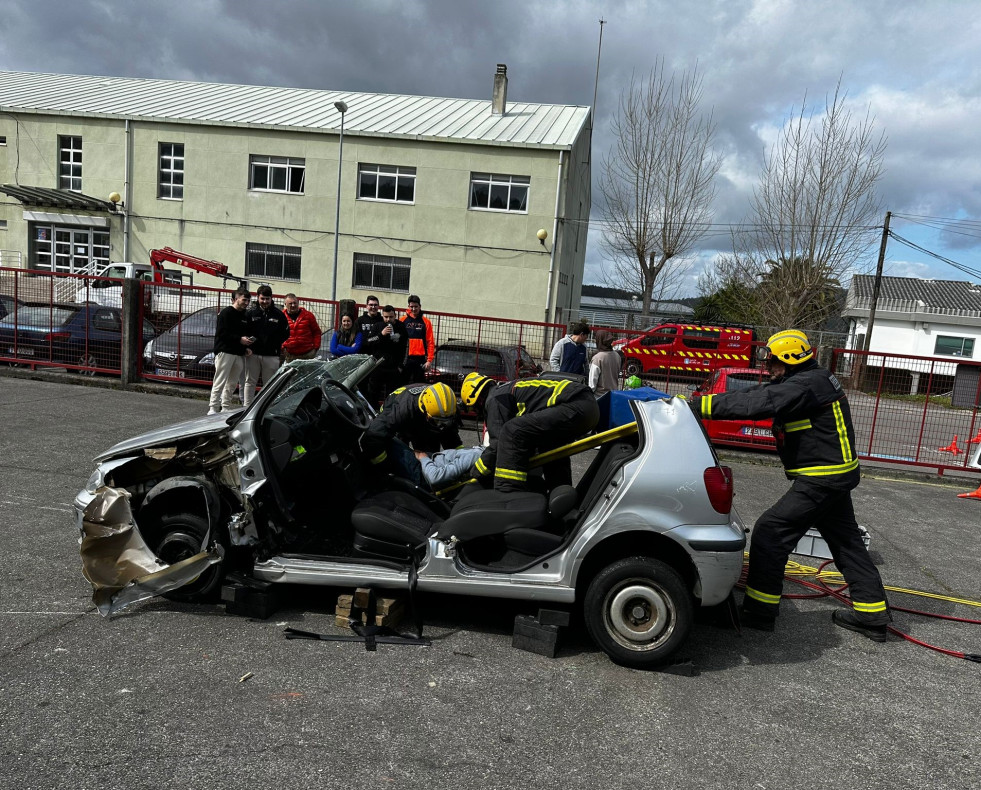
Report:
0,111,589,323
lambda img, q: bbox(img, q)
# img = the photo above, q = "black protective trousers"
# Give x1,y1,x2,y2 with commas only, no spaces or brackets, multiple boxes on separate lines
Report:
493,392,599,493
743,476,890,625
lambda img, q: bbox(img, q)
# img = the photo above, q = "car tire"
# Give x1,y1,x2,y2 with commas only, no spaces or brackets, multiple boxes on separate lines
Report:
583,556,693,668
148,510,225,602
625,359,643,377
77,352,98,376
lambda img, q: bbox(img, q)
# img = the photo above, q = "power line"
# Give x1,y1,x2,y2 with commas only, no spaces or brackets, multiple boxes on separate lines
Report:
887,230,981,281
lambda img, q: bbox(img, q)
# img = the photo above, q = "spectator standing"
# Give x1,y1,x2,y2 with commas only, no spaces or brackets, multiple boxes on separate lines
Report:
357,296,384,342
402,295,435,384
364,304,408,403
549,321,591,375
208,287,253,415
329,313,363,357
589,330,622,396
243,285,290,407
281,293,322,362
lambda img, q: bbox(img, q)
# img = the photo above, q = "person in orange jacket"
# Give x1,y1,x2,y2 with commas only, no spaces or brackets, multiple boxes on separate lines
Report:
402,294,435,384
281,293,322,362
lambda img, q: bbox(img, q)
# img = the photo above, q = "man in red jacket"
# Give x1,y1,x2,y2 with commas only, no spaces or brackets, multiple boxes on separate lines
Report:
402,294,435,384
281,293,323,362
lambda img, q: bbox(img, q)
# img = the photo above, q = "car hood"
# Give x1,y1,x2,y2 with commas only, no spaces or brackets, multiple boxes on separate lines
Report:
95,411,236,462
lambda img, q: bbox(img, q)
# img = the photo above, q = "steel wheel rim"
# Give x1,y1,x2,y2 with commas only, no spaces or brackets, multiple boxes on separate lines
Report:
604,580,674,650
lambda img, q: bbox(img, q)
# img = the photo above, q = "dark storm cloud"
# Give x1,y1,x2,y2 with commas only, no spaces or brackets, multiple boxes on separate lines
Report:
2,0,979,283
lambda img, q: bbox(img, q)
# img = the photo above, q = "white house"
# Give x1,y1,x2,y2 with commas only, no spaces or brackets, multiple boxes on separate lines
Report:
843,274,981,396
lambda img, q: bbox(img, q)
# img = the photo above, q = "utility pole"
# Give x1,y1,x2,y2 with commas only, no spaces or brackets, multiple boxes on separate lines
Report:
862,211,891,353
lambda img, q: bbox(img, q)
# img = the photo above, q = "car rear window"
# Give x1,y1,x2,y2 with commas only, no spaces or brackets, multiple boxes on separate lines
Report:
681,328,720,350
437,347,505,377
726,372,764,392
0,305,76,327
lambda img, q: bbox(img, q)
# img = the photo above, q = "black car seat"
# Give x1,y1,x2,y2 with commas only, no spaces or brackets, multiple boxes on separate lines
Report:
350,490,445,562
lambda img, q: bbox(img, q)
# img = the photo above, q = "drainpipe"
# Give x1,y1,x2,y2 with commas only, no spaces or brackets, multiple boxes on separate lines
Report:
543,150,564,324
122,119,132,261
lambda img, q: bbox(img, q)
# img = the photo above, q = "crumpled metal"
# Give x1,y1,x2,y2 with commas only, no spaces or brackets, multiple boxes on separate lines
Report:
80,486,221,616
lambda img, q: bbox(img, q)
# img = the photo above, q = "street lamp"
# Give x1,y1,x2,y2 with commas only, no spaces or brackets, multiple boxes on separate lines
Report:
331,100,348,303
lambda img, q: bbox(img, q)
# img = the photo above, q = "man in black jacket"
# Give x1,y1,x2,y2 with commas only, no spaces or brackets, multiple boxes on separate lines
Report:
697,329,891,642
461,372,599,493
208,287,253,414
356,295,385,344
363,304,407,405
243,284,290,407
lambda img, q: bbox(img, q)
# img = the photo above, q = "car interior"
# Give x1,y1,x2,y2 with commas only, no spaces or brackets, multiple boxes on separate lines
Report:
253,363,641,574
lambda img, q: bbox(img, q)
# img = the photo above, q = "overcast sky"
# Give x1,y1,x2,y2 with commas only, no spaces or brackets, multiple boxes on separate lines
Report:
3,0,980,292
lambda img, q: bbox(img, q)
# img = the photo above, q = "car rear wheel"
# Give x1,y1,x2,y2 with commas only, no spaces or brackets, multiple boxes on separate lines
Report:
583,557,692,668
148,511,225,602
624,359,643,377
77,352,98,376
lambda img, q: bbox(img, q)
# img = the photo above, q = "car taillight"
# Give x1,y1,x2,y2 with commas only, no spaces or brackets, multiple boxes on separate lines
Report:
703,465,733,514
43,331,71,342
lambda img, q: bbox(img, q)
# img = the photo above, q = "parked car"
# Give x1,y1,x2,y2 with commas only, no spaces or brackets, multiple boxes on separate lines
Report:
74,355,745,668
0,293,24,321
690,366,775,451
427,341,542,392
0,302,156,375
143,306,219,382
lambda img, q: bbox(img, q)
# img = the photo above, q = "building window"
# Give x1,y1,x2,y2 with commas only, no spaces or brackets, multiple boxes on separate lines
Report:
32,224,108,273
245,242,301,281
249,155,305,193
0,220,7,230
358,164,416,203
469,172,529,212
58,135,82,191
934,335,975,358
0,136,7,146
159,143,184,200
353,253,411,292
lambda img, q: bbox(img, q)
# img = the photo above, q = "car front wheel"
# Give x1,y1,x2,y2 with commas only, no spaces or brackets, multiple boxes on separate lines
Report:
148,510,225,602
583,557,692,668
624,359,643,377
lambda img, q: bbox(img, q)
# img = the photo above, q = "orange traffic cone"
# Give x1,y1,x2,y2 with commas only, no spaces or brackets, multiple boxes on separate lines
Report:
957,482,981,500
968,429,981,445
938,435,963,454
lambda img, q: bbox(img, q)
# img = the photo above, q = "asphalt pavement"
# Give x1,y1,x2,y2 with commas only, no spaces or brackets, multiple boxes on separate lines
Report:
1,373,980,790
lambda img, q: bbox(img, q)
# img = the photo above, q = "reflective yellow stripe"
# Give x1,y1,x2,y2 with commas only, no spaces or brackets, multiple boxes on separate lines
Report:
369,451,388,465
745,586,781,605
832,401,853,462
701,394,713,418
852,600,888,613
785,419,811,432
516,403,527,416
495,467,528,481
475,458,490,475
786,459,860,477
547,378,570,406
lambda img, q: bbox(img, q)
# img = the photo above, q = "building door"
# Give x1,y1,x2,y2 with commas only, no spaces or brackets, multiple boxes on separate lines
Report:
32,223,110,273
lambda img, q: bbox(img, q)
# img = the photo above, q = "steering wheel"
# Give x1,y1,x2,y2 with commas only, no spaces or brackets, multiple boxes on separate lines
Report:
319,378,372,432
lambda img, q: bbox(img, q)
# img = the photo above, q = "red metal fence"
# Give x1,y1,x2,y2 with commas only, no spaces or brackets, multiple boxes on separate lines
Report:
3,265,980,473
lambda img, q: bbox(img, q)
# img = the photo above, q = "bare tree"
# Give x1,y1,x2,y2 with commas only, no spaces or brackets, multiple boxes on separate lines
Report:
719,81,886,329
599,61,721,323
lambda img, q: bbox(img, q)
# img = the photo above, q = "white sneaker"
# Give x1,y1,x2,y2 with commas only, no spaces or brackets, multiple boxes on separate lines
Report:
207,409,218,415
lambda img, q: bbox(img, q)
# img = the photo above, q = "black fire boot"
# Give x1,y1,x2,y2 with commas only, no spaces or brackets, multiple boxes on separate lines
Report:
739,608,776,632
832,609,888,643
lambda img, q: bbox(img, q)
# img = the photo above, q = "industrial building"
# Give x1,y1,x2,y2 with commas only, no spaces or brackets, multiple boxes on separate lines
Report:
0,67,590,323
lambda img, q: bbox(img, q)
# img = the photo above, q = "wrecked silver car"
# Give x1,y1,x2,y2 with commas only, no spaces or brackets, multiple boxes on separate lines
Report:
75,355,746,667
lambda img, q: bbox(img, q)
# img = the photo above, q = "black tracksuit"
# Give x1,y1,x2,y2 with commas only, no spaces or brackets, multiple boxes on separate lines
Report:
363,318,408,404
474,378,600,493
246,304,290,356
699,359,889,625
362,384,463,466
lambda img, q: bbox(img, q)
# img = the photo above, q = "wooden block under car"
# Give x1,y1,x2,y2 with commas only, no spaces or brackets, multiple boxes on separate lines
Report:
222,576,279,620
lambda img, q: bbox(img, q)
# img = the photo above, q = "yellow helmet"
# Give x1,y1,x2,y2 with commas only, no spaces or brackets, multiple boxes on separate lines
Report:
760,329,813,365
461,372,493,407
418,382,457,425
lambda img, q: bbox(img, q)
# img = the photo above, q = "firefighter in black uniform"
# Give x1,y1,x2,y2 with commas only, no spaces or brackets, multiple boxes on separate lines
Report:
697,329,891,641
362,382,463,486
461,372,600,493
